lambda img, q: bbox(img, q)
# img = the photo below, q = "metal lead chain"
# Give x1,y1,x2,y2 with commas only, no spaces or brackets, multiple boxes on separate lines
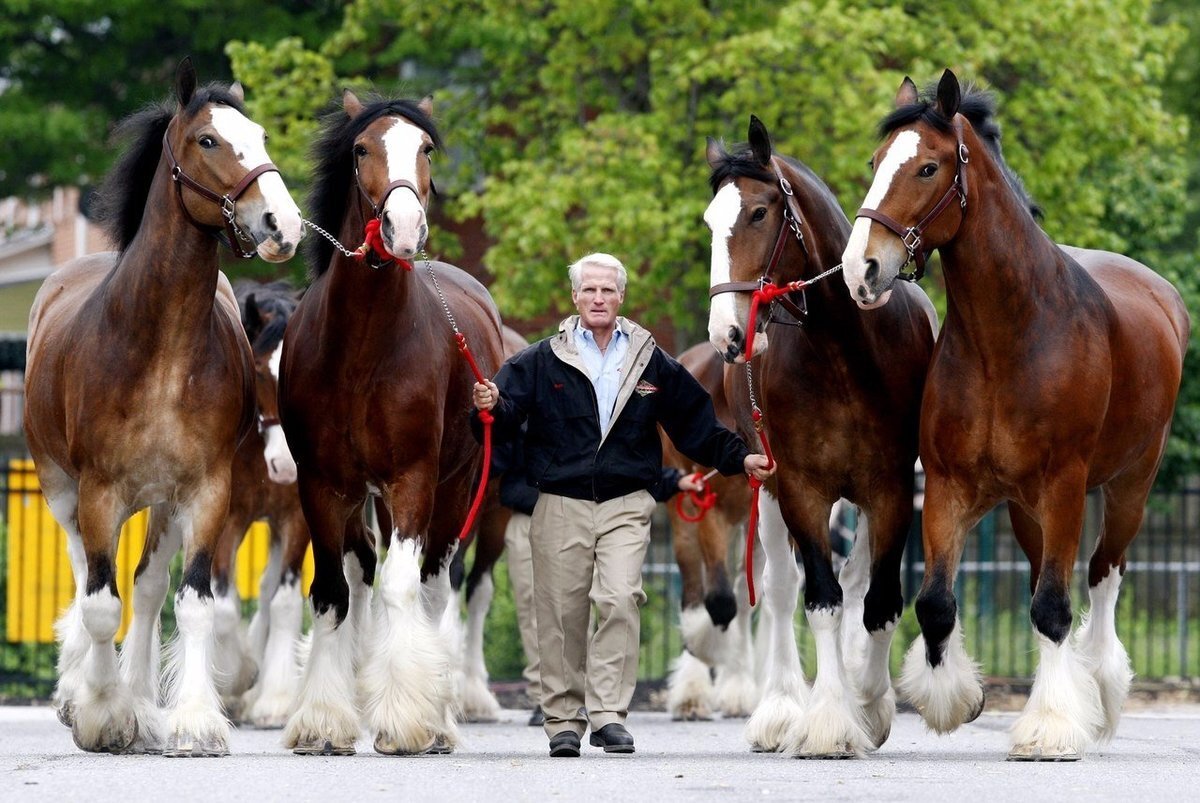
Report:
421,248,461,336
302,218,361,260
745,361,760,415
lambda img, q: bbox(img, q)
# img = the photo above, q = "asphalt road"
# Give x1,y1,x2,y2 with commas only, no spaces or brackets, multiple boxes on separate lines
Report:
3,705,1199,801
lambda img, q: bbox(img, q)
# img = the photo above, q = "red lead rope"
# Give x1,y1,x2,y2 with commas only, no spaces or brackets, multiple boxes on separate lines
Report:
455,332,494,542
744,407,775,607
674,472,718,523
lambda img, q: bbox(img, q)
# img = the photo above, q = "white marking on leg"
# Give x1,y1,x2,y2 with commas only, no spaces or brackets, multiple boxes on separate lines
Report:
53,527,88,719
744,492,807,752
1074,570,1132,742
679,603,728,666
1010,634,1104,759
838,505,871,678
898,619,983,734
283,604,361,753
785,606,872,757
73,587,137,752
246,576,303,728
714,571,760,717
163,586,230,754
460,574,501,722
667,648,714,721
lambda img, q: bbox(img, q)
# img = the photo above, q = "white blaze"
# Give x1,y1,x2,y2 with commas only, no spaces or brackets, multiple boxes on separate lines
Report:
705,183,743,353
380,118,429,256
842,129,921,295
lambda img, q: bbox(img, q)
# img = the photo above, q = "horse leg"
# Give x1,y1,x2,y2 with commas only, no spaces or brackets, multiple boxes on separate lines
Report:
784,496,873,758
744,491,808,752
897,473,986,733
1010,466,1104,760
162,476,237,757
1074,462,1153,743
345,505,377,673
837,504,871,681
246,504,311,729
70,477,137,753
460,512,506,723
283,479,358,756
714,545,760,717
362,482,453,756
1007,501,1044,594
667,511,715,721
39,461,86,729
245,529,283,670
118,503,180,753
210,512,257,719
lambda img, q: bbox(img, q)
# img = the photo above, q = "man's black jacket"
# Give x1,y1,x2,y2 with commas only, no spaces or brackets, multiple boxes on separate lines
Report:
473,316,748,503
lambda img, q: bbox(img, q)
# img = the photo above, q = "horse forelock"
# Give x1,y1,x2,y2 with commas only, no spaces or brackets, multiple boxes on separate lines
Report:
307,98,443,278
707,143,773,195
91,83,251,253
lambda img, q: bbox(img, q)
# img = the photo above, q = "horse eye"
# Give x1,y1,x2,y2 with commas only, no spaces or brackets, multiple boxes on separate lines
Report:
867,158,875,171
751,207,767,223
422,144,434,157
198,135,217,149
919,163,937,178
263,132,270,143
353,144,368,158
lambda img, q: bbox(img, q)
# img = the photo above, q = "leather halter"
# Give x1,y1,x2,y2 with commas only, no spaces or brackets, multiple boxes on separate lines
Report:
708,156,812,321
854,119,970,282
162,130,281,259
353,153,429,269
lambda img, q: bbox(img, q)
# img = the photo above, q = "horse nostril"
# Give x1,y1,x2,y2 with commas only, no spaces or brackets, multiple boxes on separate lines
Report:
263,212,278,232
864,258,880,285
856,284,869,300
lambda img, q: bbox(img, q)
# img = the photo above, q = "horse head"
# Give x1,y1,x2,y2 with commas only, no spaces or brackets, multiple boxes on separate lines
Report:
842,69,970,308
164,58,303,262
704,116,825,363
243,286,299,484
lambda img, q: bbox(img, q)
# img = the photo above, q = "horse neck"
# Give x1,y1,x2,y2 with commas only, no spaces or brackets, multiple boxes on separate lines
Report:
938,128,1068,343
103,161,223,340
321,198,421,348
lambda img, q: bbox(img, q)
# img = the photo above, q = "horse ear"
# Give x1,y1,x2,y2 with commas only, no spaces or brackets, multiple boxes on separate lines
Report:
176,57,197,108
705,137,725,169
935,69,961,118
228,82,245,105
418,95,434,118
748,115,772,166
343,89,364,119
895,76,918,107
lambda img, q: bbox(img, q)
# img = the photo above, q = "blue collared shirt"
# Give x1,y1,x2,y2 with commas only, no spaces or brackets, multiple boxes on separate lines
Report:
574,323,628,436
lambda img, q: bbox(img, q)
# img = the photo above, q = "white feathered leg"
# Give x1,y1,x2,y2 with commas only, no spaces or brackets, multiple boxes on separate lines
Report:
211,575,256,718
162,586,229,757
244,575,303,729
667,610,716,721
744,492,807,752
72,587,138,752
898,619,983,734
1009,633,1104,760
460,573,502,722
361,538,456,754
1074,570,1132,743
52,527,88,729
283,598,359,756
714,571,759,717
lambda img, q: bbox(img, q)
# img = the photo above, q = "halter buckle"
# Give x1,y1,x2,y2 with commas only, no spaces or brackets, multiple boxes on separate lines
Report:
902,227,921,254
779,176,794,197
221,197,237,222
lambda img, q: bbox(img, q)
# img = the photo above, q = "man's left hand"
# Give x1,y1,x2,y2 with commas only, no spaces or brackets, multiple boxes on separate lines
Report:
744,454,775,481
677,473,706,494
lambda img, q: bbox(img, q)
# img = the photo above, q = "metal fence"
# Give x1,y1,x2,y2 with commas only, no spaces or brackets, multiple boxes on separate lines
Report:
4,459,1200,700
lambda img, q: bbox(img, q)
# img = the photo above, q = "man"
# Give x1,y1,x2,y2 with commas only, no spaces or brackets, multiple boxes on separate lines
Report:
495,424,710,729
473,252,773,757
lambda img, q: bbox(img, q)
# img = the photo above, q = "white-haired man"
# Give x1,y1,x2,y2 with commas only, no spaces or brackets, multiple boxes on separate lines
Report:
473,252,773,757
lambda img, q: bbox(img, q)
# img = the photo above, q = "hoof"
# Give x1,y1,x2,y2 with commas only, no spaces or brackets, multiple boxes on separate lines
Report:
749,742,775,753
373,733,435,756
72,716,138,754
795,747,857,760
967,690,987,723
426,736,454,755
56,702,74,728
1007,744,1081,762
163,732,229,758
293,738,356,756
869,725,892,750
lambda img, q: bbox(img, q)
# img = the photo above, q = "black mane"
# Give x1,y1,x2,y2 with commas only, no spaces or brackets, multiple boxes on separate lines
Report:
235,279,299,356
306,98,443,277
880,81,1042,220
707,143,774,195
91,84,248,252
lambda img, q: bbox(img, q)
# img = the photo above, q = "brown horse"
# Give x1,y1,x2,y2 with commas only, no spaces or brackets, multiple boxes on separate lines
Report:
705,116,935,755
842,71,1190,760
663,342,758,721
207,281,310,728
278,91,503,756
23,59,303,756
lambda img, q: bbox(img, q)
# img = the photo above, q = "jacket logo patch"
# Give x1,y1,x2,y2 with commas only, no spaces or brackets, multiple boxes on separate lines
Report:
634,380,658,397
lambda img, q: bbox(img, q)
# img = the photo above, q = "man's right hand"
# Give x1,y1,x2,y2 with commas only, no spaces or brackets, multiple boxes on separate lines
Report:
473,380,499,411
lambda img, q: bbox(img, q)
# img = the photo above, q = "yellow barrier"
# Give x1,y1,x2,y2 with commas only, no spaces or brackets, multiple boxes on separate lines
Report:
4,459,313,643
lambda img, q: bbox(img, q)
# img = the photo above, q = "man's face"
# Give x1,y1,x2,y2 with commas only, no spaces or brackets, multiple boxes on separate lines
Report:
572,264,623,332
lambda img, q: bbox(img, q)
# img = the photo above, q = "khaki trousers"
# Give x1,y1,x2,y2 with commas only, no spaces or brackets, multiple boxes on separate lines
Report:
503,511,540,704
531,490,655,738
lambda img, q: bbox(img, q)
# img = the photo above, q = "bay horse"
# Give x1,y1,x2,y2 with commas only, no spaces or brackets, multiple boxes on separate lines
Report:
663,342,759,721
207,281,310,728
842,71,1190,760
279,91,504,755
705,116,936,755
23,58,303,756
